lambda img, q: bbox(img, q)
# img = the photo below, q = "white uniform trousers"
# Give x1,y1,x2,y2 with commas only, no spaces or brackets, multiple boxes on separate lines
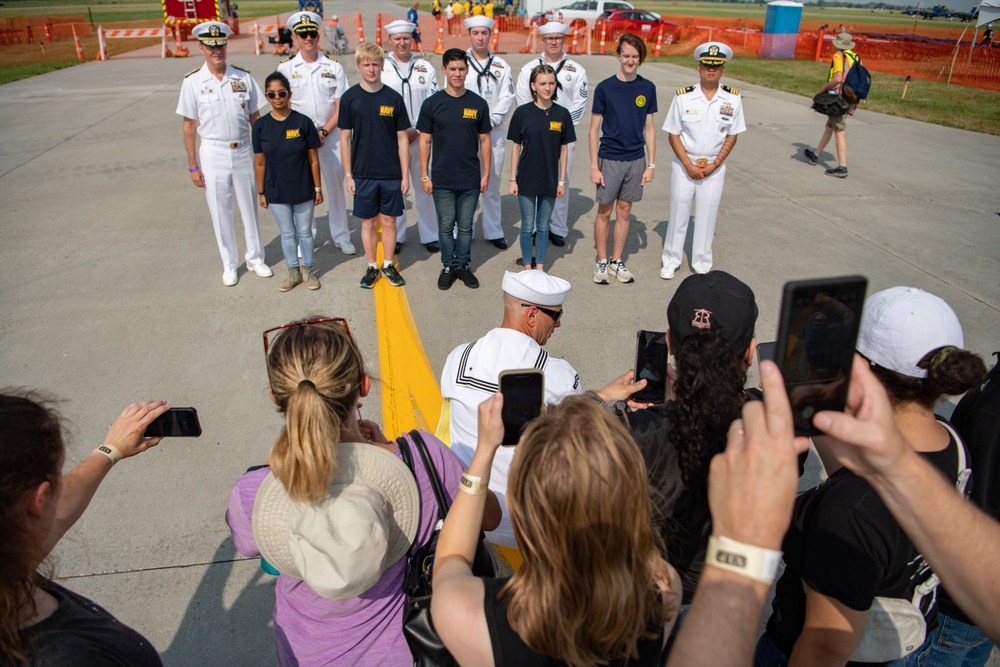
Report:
200,141,265,271
395,142,439,245
315,133,350,245
662,157,727,274
548,140,575,237
476,126,506,241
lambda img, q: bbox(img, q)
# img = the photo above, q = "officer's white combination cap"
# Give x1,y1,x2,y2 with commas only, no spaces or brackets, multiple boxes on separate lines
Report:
288,11,322,32
386,19,418,34
465,15,495,29
694,41,733,65
193,21,232,46
502,271,571,307
538,22,570,35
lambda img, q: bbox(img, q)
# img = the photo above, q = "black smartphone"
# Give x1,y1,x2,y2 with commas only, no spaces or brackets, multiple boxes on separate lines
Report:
498,369,544,446
633,330,669,404
145,407,202,437
774,276,867,436
756,341,776,366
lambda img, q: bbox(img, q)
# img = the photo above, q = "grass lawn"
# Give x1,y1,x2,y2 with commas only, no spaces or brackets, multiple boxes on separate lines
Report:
651,54,1000,135
0,0,302,23
0,61,79,84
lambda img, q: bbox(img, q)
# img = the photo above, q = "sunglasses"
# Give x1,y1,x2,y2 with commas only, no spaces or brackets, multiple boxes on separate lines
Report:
262,317,363,391
297,30,319,39
543,36,565,42
265,90,289,99
521,303,563,323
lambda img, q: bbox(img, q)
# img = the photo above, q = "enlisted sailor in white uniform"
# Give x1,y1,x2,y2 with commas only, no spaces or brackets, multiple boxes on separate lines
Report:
381,19,440,252
278,11,355,255
441,270,581,547
464,15,515,249
515,21,588,246
661,42,745,278
177,21,271,286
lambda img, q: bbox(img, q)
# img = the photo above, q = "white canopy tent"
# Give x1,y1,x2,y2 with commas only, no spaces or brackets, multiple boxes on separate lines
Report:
976,0,999,26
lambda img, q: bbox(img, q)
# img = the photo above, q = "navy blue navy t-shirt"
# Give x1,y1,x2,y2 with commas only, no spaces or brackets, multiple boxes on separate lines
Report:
416,89,491,191
339,83,411,180
591,74,657,161
507,102,575,198
252,110,321,204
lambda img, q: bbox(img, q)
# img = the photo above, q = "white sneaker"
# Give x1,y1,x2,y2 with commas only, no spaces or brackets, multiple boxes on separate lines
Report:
610,260,635,284
249,263,273,278
593,260,609,285
660,265,676,280
222,269,238,286
337,240,357,255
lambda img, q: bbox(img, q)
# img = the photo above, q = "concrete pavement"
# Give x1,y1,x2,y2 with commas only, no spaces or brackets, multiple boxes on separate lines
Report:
1,17,998,664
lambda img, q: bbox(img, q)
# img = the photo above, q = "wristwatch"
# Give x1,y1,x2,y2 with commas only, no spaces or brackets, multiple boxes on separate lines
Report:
319,128,329,137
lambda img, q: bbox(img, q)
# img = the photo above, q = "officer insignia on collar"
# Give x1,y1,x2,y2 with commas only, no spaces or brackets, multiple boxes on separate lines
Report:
676,85,696,95
185,68,200,78
722,84,740,95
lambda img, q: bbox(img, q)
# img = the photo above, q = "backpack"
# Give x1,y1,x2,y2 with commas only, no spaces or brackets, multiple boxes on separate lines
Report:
842,52,872,102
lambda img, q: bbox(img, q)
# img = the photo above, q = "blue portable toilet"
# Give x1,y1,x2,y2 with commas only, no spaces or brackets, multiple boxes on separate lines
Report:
760,0,803,59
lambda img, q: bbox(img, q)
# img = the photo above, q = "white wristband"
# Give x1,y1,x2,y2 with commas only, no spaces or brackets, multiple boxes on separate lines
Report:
705,535,782,584
94,443,123,465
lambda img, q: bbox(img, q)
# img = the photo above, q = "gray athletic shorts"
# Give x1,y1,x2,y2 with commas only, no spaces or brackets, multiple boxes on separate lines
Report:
596,157,645,205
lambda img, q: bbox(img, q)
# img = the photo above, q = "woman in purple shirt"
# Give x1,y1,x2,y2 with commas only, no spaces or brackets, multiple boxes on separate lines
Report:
227,316,500,666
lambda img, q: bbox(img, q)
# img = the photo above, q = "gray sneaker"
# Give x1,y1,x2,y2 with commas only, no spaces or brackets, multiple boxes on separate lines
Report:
803,148,819,165
610,260,635,284
825,166,849,178
594,260,609,285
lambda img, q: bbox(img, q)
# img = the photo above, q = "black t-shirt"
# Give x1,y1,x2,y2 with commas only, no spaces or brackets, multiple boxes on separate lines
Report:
416,89,491,191
338,83,410,180
482,577,664,666
251,110,321,205
8,577,163,667
765,425,963,658
506,102,576,198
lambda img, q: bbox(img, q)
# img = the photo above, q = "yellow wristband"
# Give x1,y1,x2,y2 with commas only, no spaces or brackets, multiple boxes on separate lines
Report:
94,443,123,465
459,472,488,496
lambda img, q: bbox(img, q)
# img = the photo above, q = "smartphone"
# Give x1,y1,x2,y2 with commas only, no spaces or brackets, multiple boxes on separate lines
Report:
633,330,669,404
756,341,776,366
774,276,867,436
498,369,544,446
145,407,202,438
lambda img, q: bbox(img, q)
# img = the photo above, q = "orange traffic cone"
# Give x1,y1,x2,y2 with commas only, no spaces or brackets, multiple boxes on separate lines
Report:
653,23,664,56
72,24,85,61
376,13,383,47
434,19,444,54
357,14,365,43
599,21,607,54
519,25,535,53
568,26,578,55
490,23,499,51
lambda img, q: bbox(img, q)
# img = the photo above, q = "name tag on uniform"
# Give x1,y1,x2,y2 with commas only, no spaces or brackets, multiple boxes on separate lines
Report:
230,80,248,93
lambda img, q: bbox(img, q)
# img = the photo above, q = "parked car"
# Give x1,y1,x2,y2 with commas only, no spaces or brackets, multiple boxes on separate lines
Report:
595,10,681,42
537,0,636,24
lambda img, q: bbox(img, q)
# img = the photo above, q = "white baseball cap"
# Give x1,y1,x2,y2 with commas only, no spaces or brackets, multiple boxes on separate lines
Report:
856,286,964,378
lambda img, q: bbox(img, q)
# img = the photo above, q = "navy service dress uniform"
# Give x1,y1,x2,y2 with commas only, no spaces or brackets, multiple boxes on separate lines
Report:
661,42,745,276
514,22,588,240
176,21,268,284
278,11,353,252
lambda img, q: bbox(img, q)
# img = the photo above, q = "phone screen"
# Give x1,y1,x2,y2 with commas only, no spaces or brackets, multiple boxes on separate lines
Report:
775,276,867,435
499,370,544,446
633,330,668,404
756,341,776,365
145,407,203,438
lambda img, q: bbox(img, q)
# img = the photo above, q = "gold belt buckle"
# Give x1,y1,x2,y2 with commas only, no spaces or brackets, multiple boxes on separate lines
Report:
695,158,708,166
229,141,238,149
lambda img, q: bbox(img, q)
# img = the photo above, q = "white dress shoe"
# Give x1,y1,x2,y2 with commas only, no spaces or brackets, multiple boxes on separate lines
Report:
249,263,274,278
337,240,357,256
660,266,676,280
223,270,238,286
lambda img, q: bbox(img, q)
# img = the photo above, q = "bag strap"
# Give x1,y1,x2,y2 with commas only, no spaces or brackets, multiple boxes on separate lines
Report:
410,430,451,522
939,419,972,497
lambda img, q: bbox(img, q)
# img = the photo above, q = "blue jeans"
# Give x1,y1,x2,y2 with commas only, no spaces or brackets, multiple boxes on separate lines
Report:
754,627,941,667
517,194,555,266
433,188,479,269
270,200,315,268
923,614,994,667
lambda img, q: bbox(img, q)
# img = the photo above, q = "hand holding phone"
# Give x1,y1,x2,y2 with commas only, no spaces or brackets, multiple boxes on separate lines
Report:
144,407,202,438
498,369,544,446
633,330,669,405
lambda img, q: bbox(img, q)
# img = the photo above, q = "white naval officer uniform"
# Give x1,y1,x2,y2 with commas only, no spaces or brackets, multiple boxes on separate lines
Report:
441,327,581,547
177,62,267,274
381,52,439,245
661,82,745,274
465,49,515,242
515,54,588,238
277,52,351,246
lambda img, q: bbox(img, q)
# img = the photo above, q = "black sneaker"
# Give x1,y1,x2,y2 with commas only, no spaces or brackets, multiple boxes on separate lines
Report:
549,232,566,247
382,264,405,287
803,148,818,165
454,265,479,288
825,166,849,178
438,267,457,290
359,265,380,289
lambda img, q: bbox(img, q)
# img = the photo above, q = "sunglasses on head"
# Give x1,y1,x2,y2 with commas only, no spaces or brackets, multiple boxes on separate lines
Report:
265,90,289,99
298,30,319,39
521,303,563,323
262,317,363,392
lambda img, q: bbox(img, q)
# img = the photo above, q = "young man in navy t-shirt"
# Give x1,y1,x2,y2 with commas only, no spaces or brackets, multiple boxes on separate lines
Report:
588,33,657,286
339,42,411,289
417,48,492,291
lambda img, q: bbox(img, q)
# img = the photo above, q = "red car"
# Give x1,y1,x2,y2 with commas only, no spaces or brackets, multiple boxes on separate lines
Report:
595,10,681,43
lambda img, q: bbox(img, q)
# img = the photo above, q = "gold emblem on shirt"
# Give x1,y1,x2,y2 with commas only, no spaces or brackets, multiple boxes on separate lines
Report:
549,121,563,131
636,95,646,108
286,128,301,139
463,108,478,119
379,105,394,117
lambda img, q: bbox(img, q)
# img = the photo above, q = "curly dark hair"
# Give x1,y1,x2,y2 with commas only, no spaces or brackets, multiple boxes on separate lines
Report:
668,332,748,492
